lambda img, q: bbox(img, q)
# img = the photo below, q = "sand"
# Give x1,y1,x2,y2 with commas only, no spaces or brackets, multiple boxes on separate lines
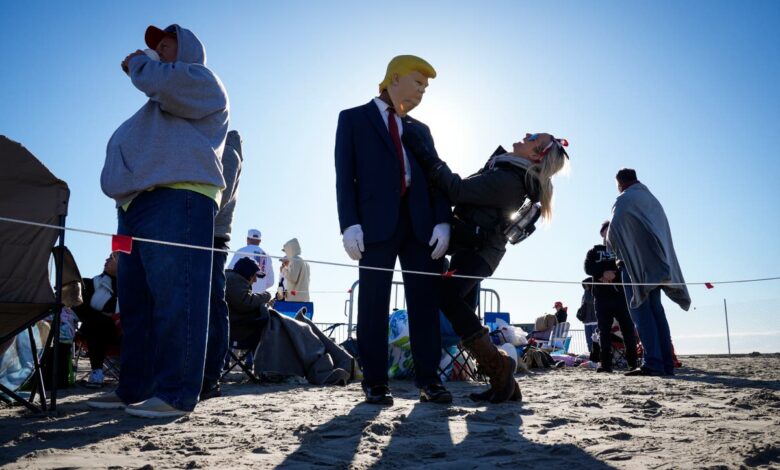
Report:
1,354,778,469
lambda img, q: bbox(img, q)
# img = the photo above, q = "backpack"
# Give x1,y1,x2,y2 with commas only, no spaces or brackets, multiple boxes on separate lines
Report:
522,347,554,369
534,313,558,332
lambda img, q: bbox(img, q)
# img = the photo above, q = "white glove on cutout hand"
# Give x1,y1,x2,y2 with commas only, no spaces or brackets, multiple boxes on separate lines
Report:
429,223,450,260
342,224,365,261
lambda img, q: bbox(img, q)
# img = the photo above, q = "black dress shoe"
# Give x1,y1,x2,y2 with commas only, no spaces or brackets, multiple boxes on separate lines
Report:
420,383,453,404
364,385,394,405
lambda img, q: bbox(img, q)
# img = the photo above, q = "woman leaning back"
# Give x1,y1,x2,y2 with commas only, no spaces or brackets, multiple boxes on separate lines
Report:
403,129,569,403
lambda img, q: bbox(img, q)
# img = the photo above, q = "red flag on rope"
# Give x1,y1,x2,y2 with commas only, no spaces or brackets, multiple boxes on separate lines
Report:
111,234,133,254
442,269,457,278
704,282,714,289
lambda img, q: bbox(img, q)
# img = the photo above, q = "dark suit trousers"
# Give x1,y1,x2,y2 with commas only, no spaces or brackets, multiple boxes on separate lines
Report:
358,198,443,389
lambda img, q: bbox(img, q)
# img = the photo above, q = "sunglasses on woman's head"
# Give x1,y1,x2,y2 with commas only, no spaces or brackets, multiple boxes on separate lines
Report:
532,134,570,160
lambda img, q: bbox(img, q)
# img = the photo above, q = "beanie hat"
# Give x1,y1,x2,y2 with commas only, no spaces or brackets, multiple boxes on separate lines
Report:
234,257,260,281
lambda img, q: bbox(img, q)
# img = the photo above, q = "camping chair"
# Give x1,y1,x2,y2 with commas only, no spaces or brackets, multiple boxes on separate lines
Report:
438,313,481,382
0,136,73,413
221,316,265,384
73,312,122,383
536,322,570,352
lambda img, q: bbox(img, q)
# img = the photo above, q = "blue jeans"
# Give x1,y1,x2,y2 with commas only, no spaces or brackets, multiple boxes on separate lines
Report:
622,270,674,375
116,188,216,411
203,238,229,384
584,323,597,353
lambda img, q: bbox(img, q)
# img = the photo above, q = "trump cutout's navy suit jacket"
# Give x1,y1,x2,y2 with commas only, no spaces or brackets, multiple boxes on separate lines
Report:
335,100,451,244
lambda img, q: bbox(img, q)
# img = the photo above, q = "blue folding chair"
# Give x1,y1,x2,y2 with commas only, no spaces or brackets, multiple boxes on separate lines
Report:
272,301,314,320
484,312,510,332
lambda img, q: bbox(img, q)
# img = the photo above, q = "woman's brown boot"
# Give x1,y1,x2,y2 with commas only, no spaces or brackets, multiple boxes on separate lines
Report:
462,327,520,403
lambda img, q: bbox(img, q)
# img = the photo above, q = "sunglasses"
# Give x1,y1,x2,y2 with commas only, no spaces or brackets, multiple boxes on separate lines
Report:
527,133,570,159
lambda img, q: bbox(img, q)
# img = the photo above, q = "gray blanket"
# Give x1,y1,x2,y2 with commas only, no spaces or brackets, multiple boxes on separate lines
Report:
253,309,353,385
607,183,691,311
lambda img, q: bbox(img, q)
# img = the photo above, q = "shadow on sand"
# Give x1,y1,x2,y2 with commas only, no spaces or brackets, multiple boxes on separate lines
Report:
279,386,615,469
0,386,179,465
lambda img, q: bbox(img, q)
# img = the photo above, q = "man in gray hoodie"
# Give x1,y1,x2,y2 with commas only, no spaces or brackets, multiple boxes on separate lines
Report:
90,24,229,418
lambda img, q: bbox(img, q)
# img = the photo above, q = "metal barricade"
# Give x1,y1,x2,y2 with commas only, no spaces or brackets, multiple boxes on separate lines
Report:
345,280,502,339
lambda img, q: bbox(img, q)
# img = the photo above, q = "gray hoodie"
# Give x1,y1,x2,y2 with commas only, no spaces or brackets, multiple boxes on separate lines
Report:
215,130,242,240
101,24,229,207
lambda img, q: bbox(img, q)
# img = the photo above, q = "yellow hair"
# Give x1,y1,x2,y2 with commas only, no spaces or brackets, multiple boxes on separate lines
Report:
379,55,437,92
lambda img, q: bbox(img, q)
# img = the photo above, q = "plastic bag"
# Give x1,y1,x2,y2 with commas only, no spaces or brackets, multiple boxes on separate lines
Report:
499,343,518,366
495,318,528,347
388,309,410,347
388,309,414,378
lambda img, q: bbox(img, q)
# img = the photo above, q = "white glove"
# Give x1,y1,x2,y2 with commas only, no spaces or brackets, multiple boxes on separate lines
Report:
429,223,451,260
342,224,365,261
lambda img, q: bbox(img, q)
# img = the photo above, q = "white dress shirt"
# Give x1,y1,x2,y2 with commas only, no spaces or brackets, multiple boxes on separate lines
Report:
373,97,412,188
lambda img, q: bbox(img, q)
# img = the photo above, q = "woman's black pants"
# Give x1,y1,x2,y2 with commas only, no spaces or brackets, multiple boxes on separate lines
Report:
439,251,493,340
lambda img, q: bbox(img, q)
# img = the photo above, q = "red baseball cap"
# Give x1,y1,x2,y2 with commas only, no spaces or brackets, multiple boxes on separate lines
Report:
554,301,563,308
145,25,177,49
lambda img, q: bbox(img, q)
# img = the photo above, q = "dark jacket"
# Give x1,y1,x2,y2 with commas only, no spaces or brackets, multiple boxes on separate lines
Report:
214,130,243,241
584,244,625,300
555,307,568,324
577,280,598,324
334,100,451,244
225,270,270,341
427,149,537,272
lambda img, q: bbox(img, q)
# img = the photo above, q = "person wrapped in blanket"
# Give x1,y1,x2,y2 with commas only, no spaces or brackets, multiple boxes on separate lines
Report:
403,130,569,403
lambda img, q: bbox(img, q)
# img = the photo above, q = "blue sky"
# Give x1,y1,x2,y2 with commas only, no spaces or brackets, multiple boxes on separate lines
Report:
1,1,778,354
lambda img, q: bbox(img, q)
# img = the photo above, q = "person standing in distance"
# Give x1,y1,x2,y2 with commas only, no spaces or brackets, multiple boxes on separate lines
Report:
228,229,275,294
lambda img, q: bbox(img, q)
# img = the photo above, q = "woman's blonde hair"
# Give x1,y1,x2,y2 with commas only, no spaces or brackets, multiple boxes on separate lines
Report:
526,143,568,220
378,55,437,93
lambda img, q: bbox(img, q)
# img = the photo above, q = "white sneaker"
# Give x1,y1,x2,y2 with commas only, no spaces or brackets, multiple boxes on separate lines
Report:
86,392,126,409
125,397,189,419
85,369,105,389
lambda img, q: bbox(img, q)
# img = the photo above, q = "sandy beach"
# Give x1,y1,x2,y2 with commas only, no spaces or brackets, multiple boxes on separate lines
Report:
1,354,778,469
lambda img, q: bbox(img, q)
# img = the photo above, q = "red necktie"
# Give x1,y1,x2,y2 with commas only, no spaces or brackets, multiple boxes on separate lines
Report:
387,107,407,197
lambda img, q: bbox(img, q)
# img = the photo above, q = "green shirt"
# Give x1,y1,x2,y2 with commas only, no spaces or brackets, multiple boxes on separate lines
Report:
121,183,222,211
